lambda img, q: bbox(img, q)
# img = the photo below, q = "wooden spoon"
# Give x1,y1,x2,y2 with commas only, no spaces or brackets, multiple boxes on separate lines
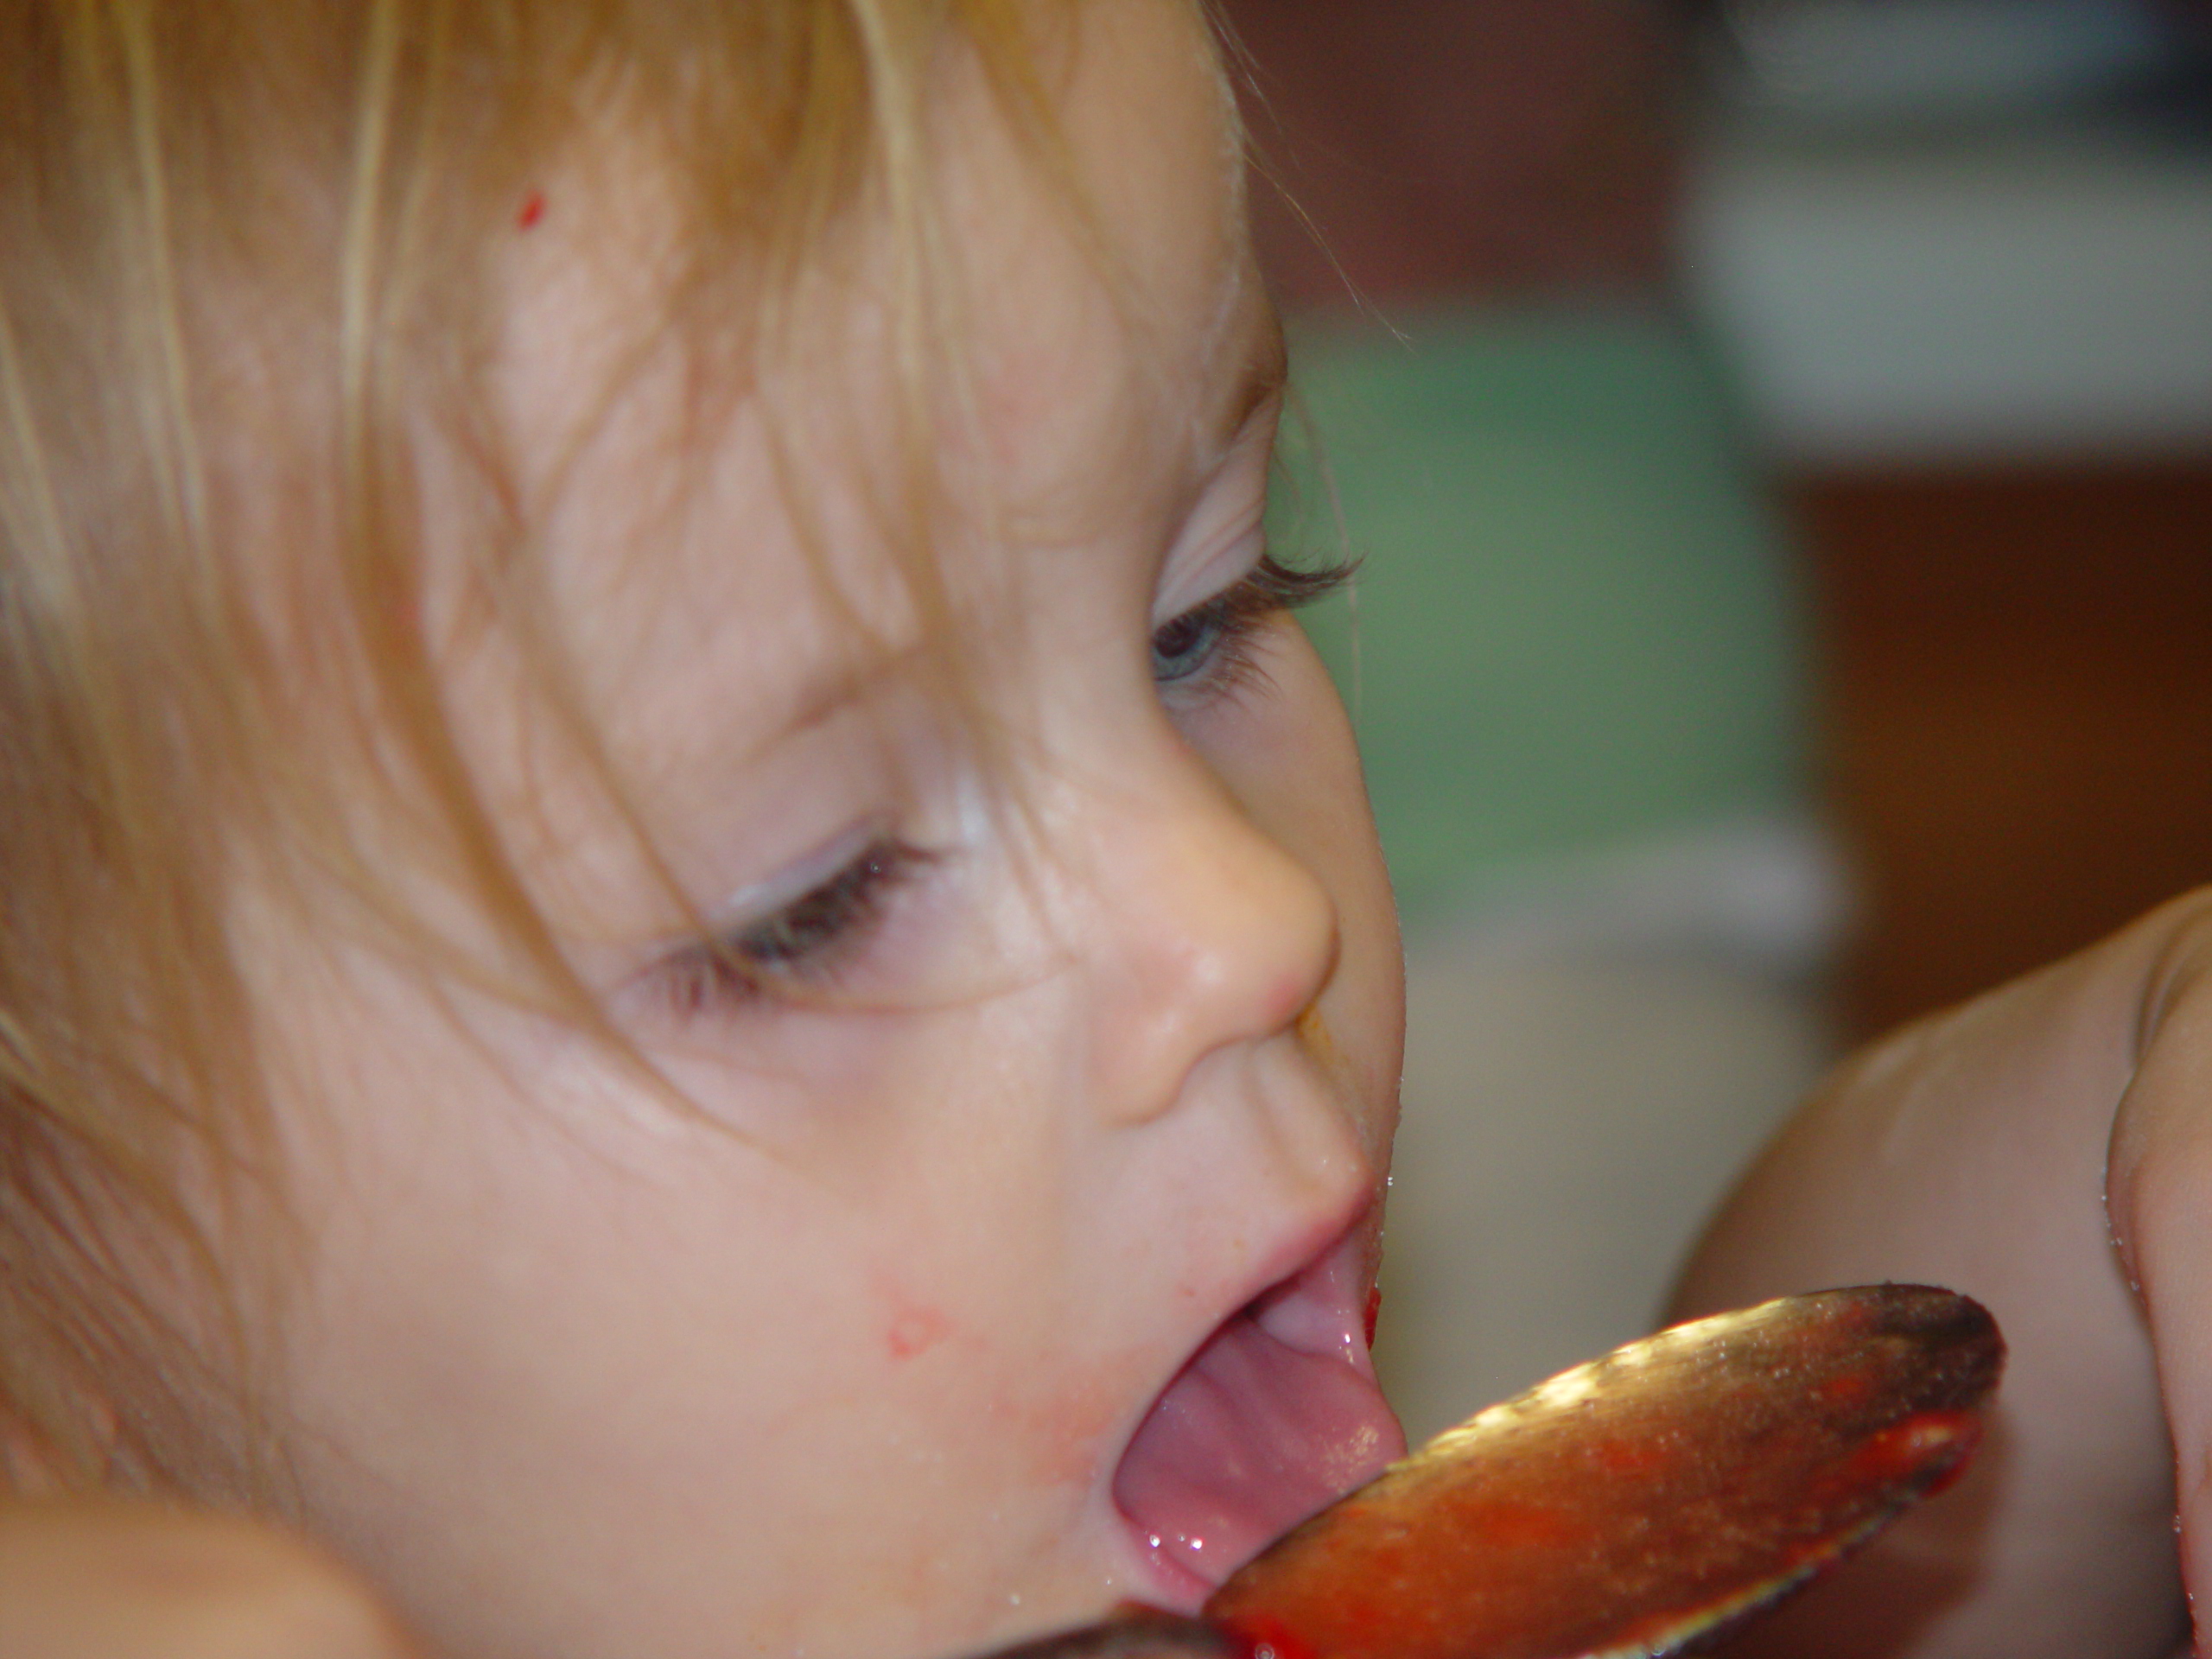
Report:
985,1285,2003,1659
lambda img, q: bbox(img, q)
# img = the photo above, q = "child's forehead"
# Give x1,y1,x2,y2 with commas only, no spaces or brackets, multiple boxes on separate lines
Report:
490,0,1255,484
448,0,1268,894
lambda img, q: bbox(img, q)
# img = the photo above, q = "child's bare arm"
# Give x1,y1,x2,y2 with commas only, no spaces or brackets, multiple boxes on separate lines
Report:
1670,890,2212,1659
0,1499,416,1659
2110,894,2212,1659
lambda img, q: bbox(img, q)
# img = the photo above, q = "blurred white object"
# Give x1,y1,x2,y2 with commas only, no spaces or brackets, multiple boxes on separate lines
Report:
1373,938,1831,1444
1682,121,2212,460
1716,0,2175,124
1370,813,1841,1442
1428,813,1851,980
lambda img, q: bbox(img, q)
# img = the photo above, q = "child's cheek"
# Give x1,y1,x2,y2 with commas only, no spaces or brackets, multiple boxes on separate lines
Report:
859,1241,1135,1495
988,1363,1143,1491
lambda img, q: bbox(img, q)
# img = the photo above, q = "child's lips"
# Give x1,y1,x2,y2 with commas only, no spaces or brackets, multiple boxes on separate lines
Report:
1109,1231,1405,1599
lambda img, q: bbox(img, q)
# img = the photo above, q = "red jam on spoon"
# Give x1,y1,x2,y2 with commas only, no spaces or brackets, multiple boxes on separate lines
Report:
984,1285,2004,1659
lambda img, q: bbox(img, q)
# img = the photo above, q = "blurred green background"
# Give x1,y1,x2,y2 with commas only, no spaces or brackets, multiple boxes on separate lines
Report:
1276,312,1807,926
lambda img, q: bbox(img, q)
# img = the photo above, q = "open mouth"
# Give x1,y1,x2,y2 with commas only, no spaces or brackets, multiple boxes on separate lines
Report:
1111,1232,1406,1598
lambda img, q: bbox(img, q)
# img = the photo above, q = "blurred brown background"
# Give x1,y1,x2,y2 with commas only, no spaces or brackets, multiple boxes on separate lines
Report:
1220,0,2212,1039
1220,0,1678,308
1802,464,2212,1033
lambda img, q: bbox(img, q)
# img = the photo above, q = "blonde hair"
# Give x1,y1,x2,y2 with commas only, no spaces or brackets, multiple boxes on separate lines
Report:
0,0,1227,1501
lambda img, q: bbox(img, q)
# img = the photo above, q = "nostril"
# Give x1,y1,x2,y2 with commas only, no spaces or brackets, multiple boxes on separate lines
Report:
1294,1004,1340,1071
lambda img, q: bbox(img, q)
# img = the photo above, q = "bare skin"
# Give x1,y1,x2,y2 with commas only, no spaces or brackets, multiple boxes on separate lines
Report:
1673,887,2212,1659
0,5,1404,1657
0,1500,416,1659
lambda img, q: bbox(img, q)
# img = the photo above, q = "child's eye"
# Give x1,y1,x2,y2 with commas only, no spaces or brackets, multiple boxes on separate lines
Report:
1149,603,1231,684
657,837,930,1016
1150,553,1357,693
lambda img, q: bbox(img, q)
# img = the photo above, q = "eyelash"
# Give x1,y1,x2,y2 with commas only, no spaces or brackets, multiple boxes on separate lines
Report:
658,839,931,1019
652,555,1353,1020
1150,552,1357,696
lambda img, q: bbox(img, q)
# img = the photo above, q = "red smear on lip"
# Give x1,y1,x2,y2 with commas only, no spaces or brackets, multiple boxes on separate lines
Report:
1363,1287,1382,1348
518,191,546,230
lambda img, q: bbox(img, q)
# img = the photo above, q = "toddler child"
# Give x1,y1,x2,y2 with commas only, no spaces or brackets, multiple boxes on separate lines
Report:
0,3,1407,1655
10,6,2208,1659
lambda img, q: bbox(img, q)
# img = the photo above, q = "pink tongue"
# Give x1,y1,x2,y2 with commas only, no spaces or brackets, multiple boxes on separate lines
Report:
1112,1310,1406,1588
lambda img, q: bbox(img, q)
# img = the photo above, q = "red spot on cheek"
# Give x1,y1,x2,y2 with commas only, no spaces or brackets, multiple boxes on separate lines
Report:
1363,1286,1382,1348
518,191,546,230
887,1304,954,1361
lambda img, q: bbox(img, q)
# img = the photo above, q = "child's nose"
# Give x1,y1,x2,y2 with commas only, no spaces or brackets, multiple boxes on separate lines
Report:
1075,746,1339,1127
